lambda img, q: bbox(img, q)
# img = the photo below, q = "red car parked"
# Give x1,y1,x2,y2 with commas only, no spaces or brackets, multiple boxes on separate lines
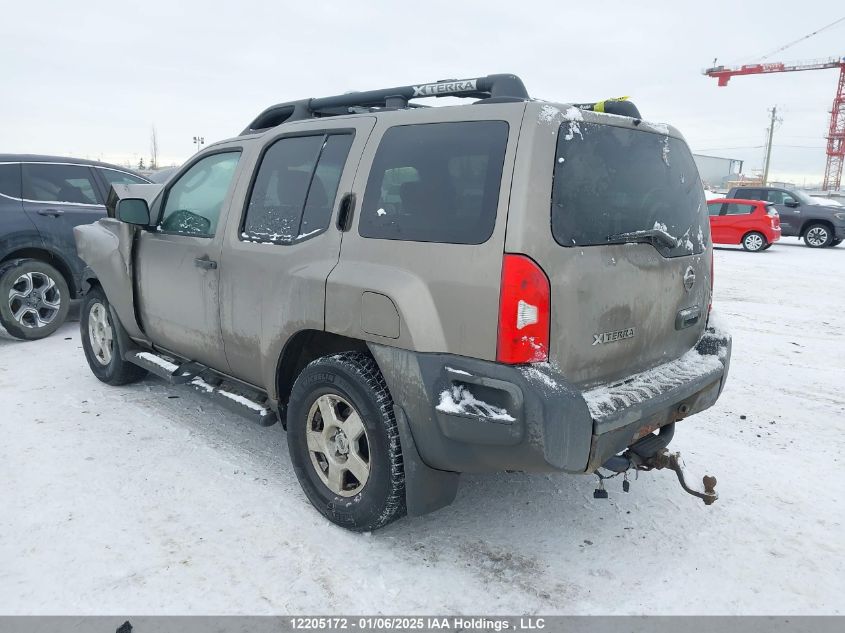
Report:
707,198,781,252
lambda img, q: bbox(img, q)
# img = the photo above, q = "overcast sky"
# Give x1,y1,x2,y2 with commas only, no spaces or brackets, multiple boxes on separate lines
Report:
1,0,842,186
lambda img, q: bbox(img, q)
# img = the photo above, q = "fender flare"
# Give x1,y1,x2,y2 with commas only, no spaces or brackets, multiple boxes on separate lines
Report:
80,266,98,296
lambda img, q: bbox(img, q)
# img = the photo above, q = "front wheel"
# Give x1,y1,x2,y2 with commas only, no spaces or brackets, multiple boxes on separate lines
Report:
0,258,70,340
80,286,147,385
803,224,833,248
742,232,766,252
286,352,406,531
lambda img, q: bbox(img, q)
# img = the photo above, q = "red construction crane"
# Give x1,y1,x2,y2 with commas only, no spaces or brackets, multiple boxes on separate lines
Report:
703,56,845,190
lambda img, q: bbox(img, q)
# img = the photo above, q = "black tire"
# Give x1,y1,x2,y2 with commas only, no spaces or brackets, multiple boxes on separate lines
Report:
741,231,766,252
0,258,70,340
287,352,406,531
803,223,833,248
80,286,147,385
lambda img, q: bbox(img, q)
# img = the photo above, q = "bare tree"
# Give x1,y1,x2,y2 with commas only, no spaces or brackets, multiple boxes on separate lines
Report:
150,126,159,170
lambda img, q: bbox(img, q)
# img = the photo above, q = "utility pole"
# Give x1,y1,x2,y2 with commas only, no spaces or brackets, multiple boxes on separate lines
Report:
762,106,778,186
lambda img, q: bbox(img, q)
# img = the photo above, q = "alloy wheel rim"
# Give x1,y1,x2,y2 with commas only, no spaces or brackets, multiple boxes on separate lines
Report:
306,394,370,497
807,227,828,246
87,302,114,366
7,272,62,328
745,234,763,251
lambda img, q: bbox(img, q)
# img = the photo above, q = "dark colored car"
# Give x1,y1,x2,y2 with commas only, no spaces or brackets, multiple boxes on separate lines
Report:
707,198,781,251
726,185,845,248
0,155,149,339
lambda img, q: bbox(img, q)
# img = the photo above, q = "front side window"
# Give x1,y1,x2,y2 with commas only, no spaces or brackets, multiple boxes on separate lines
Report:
359,121,509,244
766,190,797,205
242,133,353,243
0,163,21,199
22,163,101,205
725,203,755,215
159,151,240,236
99,168,149,187
551,123,705,256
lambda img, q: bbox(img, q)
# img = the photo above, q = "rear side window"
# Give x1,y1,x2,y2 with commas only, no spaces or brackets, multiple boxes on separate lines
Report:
0,163,21,199
243,133,353,243
551,123,705,257
99,168,149,186
724,203,755,215
359,121,509,244
22,163,102,205
707,203,722,216
735,188,764,200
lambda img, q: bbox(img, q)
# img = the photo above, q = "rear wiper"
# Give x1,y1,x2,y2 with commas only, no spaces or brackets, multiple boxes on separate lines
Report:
607,228,678,249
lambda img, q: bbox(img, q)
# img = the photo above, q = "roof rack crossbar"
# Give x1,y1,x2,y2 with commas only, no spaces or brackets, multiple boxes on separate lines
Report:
241,74,529,134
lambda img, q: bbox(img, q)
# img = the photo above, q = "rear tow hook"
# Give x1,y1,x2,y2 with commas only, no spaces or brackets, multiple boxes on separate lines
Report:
597,447,718,505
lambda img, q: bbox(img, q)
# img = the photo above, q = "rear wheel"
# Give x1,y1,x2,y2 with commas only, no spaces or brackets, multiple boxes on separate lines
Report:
741,232,766,252
803,223,833,248
287,352,406,531
80,286,147,385
0,259,69,340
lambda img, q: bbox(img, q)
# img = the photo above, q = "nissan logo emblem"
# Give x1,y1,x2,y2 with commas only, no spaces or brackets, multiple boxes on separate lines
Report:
683,266,696,292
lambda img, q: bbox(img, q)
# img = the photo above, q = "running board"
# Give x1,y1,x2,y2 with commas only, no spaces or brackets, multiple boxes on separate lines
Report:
188,376,278,426
126,351,205,384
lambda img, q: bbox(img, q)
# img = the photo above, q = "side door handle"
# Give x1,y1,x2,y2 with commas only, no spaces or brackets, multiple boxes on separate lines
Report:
336,192,356,232
36,208,64,217
194,257,217,270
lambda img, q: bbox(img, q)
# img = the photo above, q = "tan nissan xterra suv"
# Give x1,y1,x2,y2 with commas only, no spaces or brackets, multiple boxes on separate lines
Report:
74,74,731,531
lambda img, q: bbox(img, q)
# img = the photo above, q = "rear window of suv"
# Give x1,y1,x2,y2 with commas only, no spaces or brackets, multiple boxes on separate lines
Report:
359,121,509,244
551,122,706,257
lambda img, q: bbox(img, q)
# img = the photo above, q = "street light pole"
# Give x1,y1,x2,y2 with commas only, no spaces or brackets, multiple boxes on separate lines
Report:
192,136,205,153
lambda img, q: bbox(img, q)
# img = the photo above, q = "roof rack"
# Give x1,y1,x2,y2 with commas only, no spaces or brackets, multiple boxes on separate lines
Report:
241,74,530,134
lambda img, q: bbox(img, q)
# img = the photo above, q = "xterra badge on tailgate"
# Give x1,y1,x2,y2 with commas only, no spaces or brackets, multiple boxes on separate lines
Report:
592,328,636,346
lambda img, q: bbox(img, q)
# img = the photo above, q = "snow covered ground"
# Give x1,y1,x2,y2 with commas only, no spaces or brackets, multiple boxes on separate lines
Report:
1,237,843,615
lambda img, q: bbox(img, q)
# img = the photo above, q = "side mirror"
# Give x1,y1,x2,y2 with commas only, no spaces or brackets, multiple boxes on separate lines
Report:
784,200,799,208
116,198,151,226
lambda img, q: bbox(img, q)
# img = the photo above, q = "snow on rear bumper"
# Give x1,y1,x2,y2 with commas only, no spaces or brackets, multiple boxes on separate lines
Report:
367,329,730,476
584,340,726,428
584,328,731,471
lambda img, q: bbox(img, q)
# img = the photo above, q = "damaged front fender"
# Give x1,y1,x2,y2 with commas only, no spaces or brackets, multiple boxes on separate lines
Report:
74,219,146,342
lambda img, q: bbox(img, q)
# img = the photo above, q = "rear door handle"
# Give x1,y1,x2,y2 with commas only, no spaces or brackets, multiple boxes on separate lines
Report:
336,192,356,232
194,257,217,270
36,208,64,217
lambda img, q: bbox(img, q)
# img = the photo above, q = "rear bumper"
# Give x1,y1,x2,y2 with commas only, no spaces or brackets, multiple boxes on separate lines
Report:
369,328,731,476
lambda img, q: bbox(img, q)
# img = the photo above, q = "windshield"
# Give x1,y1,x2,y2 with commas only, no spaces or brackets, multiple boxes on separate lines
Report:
551,122,706,257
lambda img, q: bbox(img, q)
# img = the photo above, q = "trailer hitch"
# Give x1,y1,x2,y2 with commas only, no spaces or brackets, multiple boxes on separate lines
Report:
598,425,718,505
635,449,718,505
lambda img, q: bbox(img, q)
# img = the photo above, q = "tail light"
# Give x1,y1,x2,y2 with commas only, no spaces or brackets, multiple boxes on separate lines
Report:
497,254,550,364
